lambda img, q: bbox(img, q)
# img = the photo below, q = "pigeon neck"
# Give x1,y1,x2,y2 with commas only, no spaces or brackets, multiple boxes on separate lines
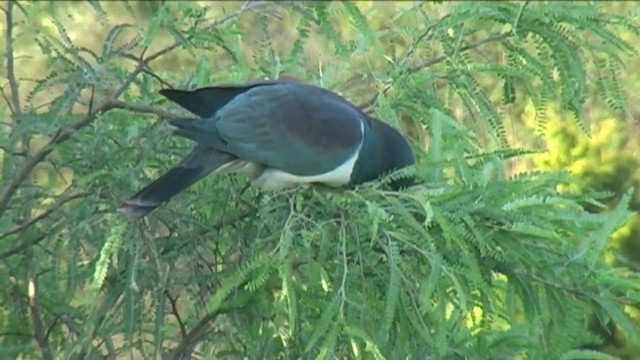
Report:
350,116,415,189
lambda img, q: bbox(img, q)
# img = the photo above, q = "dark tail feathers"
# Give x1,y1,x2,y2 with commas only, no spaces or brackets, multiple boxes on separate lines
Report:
118,148,236,219
168,118,226,149
118,165,213,219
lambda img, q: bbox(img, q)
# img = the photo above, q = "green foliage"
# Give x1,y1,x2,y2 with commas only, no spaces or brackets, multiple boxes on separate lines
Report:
526,106,640,357
1,1,639,359
530,110,639,201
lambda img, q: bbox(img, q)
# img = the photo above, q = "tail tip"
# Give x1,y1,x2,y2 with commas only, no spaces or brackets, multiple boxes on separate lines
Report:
160,122,180,134
117,201,158,220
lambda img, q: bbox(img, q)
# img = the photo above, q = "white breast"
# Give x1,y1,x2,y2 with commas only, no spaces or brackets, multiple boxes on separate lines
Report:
253,120,364,191
250,147,360,190
217,121,364,191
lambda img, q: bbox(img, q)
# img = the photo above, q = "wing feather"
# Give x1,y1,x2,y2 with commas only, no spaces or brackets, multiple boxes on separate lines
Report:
215,83,365,177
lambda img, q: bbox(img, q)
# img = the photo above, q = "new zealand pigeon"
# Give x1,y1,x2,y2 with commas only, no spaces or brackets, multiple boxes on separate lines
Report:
118,80,415,219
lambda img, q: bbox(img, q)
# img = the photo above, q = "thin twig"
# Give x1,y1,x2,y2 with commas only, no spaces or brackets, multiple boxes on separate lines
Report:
159,208,257,257
1,234,41,261
44,314,62,341
0,145,25,156
168,300,251,360
165,290,187,338
0,1,267,216
0,191,90,242
1,85,15,115
107,99,181,120
512,0,530,36
0,61,140,215
4,0,21,115
169,311,219,360
408,32,513,75
0,3,61,295
395,15,445,73
0,331,33,338
337,219,348,315
169,283,255,359
0,100,113,216
141,67,175,89
28,268,53,360
357,32,513,112
144,1,269,65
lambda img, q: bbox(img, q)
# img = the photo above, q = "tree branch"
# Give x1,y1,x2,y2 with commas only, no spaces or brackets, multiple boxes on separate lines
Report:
169,289,255,359
160,208,257,257
0,99,115,216
4,0,21,116
0,1,270,217
165,290,187,338
409,32,513,75
0,331,33,338
0,56,147,216
169,311,219,360
28,269,53,360
0,233,47,261
144,1,270,65
107,99,180,120
357,32,513,112
0,191,91,243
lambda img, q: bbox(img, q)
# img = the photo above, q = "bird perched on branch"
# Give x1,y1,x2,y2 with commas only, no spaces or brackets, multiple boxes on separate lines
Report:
118,80,416,219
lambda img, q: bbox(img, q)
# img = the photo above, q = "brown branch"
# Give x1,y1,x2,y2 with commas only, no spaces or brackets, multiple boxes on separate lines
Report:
0,331,33,338
0,145,25,157
165,290,187,338
4,0,21,116
169,311,219,360
409,32,513,75
107,99,180,120
141,67,175,89
0,59,146,215
357,32,513,113
1,84,15,115
160,208,257,257
0,233,46,260
395,14,446,73
28,270,53,360
0,191,91,243
169,287,255,359
144,1,269,64
0,99,115,216
44,314,62,341
0,1,268,216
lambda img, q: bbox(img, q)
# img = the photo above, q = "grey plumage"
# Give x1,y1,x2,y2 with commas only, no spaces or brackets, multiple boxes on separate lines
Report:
118,80,415,219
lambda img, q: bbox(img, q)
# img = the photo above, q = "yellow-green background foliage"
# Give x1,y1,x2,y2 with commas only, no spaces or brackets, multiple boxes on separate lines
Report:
524,104,640,357
515,5,640,356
